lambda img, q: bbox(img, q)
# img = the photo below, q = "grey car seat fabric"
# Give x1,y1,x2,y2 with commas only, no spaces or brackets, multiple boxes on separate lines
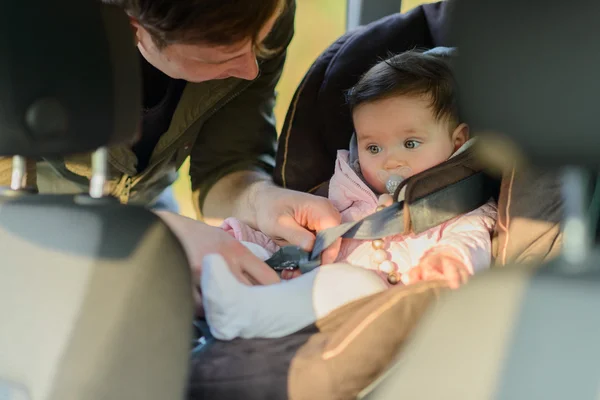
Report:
0,1,193,400
360,0,600,398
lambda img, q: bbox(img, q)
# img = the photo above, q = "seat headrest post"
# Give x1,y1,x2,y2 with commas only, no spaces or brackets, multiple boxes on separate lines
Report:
560,167,591,270
89,147,108,199
10,156,27,191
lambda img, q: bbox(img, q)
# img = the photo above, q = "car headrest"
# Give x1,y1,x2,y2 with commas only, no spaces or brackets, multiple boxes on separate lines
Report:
0,1,141,158
449,0,600,168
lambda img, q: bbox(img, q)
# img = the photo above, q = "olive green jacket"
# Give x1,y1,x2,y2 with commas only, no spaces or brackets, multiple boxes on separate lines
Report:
0,0,295,218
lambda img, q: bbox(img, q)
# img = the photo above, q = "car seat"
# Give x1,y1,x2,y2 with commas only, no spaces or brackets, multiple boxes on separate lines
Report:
0,2,193,399
273,0,562,266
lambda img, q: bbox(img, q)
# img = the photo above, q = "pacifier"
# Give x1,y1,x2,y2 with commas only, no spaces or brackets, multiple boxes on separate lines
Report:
376,166,412,195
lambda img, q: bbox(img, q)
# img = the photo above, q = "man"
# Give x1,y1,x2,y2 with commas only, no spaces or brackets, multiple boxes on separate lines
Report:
0,0,341,311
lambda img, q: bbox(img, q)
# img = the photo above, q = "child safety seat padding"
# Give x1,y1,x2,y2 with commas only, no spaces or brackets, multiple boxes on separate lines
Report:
0,2,193,399
360,0,600,398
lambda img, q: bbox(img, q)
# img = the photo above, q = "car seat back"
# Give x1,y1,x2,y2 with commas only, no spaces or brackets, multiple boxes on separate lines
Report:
0,2,193,399
360,0,600,398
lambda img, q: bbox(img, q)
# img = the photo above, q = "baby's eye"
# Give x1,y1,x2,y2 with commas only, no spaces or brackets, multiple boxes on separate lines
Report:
404,140,421,149
367,145,382,154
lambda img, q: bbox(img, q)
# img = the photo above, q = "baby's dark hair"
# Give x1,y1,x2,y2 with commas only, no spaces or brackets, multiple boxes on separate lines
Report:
347,49,459,124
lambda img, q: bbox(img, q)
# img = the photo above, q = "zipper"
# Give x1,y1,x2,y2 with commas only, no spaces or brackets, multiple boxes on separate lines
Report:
118,175,134,203
342,168,378,206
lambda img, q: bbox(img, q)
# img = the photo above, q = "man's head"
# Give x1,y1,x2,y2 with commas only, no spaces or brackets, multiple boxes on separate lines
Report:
103,0,285,82
347,49,469,194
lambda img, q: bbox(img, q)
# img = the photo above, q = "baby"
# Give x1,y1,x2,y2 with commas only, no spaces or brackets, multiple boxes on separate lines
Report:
201,48,497,340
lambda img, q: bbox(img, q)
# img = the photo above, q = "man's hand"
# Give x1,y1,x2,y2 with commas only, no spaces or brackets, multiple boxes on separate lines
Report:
242,181,342,265
154,211,280,314
203,171,342,264
408,250,470,289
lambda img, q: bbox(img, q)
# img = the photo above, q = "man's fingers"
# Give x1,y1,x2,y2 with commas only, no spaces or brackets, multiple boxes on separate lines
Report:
262,197,342,264
238,254,281,285
281,269,302,280
242,271,260,286
275,215,316,251
303,200,342,264
216,258,253,285
310,205,342,232
272,238,291,248
321,238,341,265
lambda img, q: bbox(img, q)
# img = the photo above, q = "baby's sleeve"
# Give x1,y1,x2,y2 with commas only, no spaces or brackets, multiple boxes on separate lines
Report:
425,200,498,274
220,218,281,256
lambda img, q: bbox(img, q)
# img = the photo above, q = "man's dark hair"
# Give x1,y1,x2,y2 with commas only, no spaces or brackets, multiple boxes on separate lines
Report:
347,49,459,124
102,0,285,54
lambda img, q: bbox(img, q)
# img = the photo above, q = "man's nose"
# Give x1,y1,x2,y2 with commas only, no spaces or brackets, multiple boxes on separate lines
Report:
229,53,259,80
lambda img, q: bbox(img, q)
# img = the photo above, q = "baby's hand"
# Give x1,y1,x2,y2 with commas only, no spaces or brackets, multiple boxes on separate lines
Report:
408,250,470,289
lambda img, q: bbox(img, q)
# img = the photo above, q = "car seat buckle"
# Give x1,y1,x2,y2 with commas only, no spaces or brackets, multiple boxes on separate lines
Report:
265,245,321,275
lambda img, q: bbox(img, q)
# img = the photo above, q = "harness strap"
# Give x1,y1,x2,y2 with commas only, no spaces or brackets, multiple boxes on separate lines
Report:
310,171,496,261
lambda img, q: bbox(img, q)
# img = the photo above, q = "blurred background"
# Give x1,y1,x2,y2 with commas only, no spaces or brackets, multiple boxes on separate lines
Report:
173,0,437,218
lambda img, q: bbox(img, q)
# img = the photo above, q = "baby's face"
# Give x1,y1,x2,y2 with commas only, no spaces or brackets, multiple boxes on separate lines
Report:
353,95,468,194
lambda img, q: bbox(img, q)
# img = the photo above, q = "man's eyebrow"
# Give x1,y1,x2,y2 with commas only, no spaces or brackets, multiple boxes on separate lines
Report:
222,40,250,54
197,54,242,65
189,51,245,65
186,40,251,64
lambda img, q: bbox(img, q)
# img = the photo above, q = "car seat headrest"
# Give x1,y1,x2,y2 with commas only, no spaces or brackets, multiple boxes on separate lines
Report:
449,0,600,168
0,1,141,158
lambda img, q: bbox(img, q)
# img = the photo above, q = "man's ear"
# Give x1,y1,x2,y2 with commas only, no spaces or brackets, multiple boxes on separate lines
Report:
451,123,469,151
129,17,141,45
